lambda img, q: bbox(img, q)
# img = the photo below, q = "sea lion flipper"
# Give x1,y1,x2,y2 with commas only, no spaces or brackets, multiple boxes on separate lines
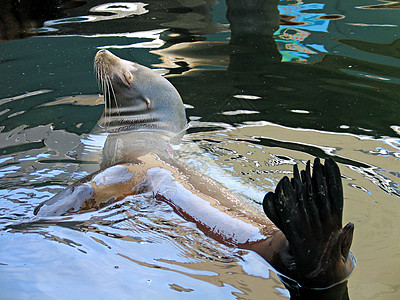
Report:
302,161,321,230
263,191,283,230
341,222,354,261
312,158,332,223
325,157,344,226
263,158,355,288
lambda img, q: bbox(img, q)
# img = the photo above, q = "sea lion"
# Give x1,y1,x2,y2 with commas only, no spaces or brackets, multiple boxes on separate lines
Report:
34,50,355,297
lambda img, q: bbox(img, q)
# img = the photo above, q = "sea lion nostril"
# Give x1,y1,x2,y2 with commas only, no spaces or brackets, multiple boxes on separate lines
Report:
97,49,109,56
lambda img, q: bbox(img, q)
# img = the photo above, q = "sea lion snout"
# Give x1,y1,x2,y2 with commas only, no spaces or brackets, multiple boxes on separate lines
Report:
95,49,121,66
95,50,136,86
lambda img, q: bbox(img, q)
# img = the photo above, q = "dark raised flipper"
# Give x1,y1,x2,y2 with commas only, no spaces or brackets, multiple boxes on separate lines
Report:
263,158,355,288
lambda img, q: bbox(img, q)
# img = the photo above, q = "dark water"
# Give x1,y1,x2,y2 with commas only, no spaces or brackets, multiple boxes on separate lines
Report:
1,0,399,299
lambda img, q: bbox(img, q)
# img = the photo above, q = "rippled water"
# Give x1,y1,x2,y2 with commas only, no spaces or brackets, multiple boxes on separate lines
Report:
1,0,399,299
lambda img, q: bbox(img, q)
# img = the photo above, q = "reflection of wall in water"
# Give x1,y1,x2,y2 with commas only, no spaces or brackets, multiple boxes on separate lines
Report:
274,0,400,63
153,0,281,71
275,1,336,62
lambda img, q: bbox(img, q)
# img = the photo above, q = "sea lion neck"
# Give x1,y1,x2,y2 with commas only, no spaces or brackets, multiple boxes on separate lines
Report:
100,130,177,168
94,50,186,134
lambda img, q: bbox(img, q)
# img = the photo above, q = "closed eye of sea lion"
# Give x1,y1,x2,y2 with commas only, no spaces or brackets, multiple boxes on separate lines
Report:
35,50,355,298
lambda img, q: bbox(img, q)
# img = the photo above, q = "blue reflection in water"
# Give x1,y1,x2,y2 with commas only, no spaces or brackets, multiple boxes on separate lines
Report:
274,2,331,62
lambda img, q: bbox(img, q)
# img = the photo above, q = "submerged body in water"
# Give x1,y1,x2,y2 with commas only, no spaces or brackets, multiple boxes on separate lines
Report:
35,50,356,298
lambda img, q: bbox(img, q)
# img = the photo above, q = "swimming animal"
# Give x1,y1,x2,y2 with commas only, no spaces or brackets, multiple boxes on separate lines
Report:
34,50,355,297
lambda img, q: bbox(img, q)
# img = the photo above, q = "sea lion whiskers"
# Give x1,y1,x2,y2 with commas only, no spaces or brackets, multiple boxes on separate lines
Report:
95,60,108,121
104,69,116,124
96,63,106,121
95,58,120,125
106,66,120,119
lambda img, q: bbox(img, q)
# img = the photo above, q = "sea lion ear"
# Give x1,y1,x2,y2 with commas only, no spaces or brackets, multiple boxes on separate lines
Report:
141,96,152,109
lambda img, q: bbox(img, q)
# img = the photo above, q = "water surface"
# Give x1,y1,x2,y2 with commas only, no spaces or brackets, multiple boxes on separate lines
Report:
0,0,399,299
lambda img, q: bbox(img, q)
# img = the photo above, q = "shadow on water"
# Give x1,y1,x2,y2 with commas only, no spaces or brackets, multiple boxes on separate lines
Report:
0,0,400,299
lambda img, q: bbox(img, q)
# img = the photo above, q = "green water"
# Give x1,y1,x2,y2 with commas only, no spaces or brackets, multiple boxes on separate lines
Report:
0,0,399,299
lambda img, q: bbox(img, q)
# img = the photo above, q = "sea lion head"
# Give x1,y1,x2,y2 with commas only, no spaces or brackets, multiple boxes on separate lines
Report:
94,49,186,134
